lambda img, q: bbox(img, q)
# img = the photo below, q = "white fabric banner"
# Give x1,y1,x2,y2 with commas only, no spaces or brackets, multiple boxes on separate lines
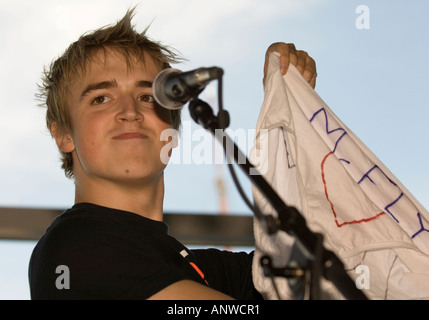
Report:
251,52,429,300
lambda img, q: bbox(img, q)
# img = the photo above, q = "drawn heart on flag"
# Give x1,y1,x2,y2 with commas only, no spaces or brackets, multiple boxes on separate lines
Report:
321,151,385,228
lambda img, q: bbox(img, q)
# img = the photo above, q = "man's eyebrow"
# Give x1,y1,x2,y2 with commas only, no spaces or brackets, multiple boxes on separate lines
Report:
80,79,153,100
80,80,118,100
135,80,153,88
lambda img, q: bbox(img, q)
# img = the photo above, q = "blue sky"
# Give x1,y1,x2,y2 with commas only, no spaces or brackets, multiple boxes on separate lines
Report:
0,0,428,299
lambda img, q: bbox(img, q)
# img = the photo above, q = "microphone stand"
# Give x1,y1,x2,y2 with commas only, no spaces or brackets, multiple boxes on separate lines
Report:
188,98,368,300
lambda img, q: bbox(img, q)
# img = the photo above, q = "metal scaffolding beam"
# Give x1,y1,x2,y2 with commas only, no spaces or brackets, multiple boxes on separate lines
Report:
0,207,255,247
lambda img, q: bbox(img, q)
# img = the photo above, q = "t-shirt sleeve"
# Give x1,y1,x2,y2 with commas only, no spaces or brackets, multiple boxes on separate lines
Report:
192,248,263,300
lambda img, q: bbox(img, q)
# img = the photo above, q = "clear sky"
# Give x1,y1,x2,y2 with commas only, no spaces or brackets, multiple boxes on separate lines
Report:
0,0,428,299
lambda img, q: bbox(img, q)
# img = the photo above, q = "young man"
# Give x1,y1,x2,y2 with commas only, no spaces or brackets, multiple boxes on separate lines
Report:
29,9,317,299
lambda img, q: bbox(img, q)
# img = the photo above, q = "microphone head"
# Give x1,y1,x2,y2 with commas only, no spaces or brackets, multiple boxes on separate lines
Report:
153,68,184,110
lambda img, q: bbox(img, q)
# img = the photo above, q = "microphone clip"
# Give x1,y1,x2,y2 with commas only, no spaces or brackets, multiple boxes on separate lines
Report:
189,99,230,131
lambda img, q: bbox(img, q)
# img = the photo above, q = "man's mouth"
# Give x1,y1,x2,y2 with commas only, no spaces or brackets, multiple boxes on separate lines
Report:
113,132,148,140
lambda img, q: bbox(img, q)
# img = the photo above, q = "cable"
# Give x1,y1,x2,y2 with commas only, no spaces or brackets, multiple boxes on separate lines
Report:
214,71,287,300
214,73,263,219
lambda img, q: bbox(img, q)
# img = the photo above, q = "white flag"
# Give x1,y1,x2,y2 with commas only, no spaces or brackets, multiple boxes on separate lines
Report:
251,52,429,300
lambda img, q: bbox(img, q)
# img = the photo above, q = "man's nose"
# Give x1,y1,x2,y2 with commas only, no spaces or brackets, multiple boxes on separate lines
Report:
116,96,144,122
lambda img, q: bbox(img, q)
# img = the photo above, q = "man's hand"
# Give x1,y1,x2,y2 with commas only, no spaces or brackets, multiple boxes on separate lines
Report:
263,42,317,89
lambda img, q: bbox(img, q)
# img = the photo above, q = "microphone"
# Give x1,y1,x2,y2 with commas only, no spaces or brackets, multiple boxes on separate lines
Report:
153,67,224,110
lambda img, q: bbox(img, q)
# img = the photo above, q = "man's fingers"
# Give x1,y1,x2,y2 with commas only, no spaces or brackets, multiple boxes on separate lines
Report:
263,42,317,89
279,43,297,75
300,53,317,84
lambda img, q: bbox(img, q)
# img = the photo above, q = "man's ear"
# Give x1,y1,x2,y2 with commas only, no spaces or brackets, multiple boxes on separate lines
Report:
50,123,75,153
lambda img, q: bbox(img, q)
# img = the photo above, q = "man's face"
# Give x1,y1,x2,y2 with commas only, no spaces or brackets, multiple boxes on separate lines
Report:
60,49,174,186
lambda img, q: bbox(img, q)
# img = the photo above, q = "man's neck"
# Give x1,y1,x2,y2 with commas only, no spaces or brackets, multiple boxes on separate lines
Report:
73,173,165,222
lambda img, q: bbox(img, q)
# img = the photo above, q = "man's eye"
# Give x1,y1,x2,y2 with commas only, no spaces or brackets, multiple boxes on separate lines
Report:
139,94,154,104
91,95,111,105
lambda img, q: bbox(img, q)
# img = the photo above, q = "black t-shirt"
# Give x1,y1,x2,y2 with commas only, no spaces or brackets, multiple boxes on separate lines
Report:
29,203,261,300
